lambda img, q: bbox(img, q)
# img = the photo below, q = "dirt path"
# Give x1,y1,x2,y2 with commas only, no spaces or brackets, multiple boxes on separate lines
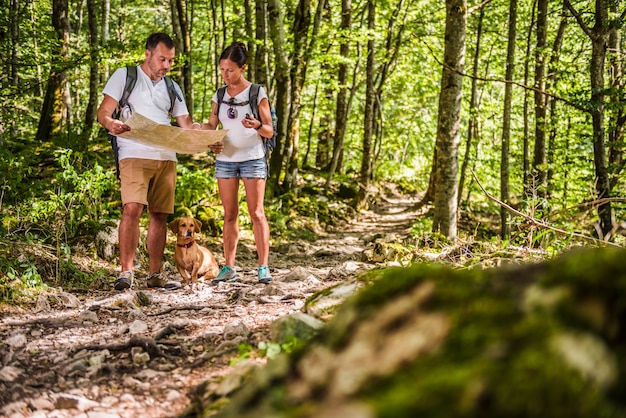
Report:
0,188,419,418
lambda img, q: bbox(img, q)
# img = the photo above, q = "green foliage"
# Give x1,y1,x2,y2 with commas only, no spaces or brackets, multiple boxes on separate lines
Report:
230,344,255,366
258,336,305,360
0,261,47,304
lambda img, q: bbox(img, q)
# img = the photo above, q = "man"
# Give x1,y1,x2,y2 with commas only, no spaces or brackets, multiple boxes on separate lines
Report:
97,32,220,291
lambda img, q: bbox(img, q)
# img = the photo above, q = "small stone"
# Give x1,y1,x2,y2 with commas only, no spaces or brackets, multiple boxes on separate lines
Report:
166,390,181,401
29,396,55,411
132,351,150,364
78,310,99,324
6,333,27,349
54,393,99,411
224,321,249,340
0,366,22,382
129,320,148,334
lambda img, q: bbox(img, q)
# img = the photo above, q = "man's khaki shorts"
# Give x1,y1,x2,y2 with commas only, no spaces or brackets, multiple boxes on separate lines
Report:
119,158,176,214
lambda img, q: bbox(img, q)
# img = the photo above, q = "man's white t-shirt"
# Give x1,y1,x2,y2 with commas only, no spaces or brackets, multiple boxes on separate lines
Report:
102,65,189,162
212,84,267,162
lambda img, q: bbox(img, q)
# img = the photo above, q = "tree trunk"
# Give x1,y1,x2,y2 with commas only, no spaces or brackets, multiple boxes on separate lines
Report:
431,0,466,240
355,0,376,210
607,3,625,190
267,0,291,192
565,0,613,238
254,0,269,86
500,0,517,240
83,0,99,145
173,0,193,118
282,0,313,191
546,4,568,197
36,0,70,142
522,1,535,193
458,6,484,207
532,0,548,200
326,0,352,187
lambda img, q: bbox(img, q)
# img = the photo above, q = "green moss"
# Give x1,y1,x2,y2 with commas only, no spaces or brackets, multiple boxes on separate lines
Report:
213,248,626,418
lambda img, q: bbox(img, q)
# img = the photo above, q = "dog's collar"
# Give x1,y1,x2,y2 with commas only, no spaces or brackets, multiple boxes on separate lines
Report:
177,240,195,249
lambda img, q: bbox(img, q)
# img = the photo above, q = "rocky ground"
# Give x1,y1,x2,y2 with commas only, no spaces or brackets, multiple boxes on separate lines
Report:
0,190,420,418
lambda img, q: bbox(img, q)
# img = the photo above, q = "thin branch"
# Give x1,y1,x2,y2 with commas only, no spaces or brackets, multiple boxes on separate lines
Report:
418,38,588,113
470,169,620,246
468,0,493,15
563,0,593,39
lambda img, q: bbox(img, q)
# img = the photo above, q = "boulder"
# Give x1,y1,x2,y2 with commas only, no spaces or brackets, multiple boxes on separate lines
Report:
185,247,626,418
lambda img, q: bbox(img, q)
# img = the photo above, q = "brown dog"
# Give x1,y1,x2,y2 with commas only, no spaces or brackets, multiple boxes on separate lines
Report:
169,217,219,284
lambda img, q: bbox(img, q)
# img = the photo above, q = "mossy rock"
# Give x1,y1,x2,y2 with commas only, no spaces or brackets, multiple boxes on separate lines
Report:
185,247,626,418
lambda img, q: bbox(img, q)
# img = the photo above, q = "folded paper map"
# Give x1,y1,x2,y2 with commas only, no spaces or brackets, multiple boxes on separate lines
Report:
119,112,228,154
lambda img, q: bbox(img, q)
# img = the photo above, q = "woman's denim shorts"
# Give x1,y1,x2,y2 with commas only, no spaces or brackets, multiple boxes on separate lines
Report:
216,158,268,179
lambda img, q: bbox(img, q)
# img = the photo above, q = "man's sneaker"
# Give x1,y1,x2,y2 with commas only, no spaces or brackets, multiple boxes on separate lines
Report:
212,266,237,284
114,270,134,290
147,272,181,290
258,265,272,284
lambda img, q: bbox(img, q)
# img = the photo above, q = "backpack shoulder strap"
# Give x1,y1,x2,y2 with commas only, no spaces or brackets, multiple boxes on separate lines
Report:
249,83,261,120
164,75,183,115
115,65,137,118
216,85,227,115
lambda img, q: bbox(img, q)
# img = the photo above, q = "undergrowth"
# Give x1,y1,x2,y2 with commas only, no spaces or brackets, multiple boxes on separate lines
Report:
0,139,617,307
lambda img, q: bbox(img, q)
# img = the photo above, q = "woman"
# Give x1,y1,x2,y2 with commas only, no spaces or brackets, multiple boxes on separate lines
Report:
206,42,273,284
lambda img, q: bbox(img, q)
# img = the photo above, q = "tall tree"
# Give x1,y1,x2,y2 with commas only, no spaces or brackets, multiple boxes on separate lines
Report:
172,0,193,117
522,1,536,193
500,0,517,240
565,0,622,238
281,0,311,191
326,0,352,187
607,3,625,190
267,0,291,190
545,4,568,195
458,6,484,207
36,0,70,142
531,0,548,199
355,0,376,209
254,0,270,86
432,0,466,240
82,0,99,144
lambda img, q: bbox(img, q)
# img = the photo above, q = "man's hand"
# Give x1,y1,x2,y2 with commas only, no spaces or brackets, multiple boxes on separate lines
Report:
109,119,131,135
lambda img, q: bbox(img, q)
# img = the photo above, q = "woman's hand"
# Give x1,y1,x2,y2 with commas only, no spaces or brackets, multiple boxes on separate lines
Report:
242,113,261,130
209,141,224,154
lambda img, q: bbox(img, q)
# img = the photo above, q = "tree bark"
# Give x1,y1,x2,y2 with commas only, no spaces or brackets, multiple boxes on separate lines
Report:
546,4,568,195
607,3,625,190
173,0,193,118
432,0,466,240
267,0,291,191
458,6,484,207
500,0,517,240
355,0,376,210
565,0,613,238
254,0,269,86
83,0,99,145
532,0,548,199
326,0,352,187
282,0,313,191
36,0,70,142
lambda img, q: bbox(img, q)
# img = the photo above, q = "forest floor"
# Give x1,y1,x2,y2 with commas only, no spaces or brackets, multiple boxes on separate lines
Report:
0,185,422,418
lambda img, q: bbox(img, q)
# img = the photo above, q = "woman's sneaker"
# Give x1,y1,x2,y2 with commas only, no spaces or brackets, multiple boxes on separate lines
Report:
147,272,181,290
258,265,272,284
212,266,237,284
114,270,134,291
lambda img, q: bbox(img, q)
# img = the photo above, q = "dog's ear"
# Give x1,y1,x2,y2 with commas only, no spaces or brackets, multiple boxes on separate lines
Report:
193,218,202,233
168,219,179,234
